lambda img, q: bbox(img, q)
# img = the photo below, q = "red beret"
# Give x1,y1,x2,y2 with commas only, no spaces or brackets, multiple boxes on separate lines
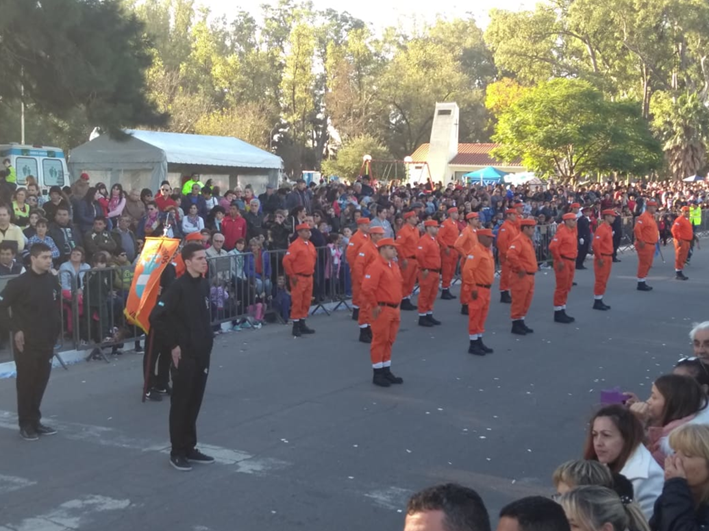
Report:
369,226,385,234
520,219,537,227
477,228,493,237
185,232,203,241
447,207,458,214
80,172,90,181
562,213,576,221
403,211,417,219
295,223,310,231
465,212,479,220
602,209,618,217
570,203,580,209
505,209,517,215
424,220,439,228
377,238,397,248
356,217,370,225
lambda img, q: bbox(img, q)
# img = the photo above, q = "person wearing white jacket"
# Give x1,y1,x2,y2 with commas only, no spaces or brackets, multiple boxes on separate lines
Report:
584,404,663,520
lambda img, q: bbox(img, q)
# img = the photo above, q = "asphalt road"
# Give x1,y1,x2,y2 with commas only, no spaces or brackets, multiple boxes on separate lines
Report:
0,243,705,531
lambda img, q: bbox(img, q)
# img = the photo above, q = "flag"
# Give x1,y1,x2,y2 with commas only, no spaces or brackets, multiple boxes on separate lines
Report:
124,237,180,333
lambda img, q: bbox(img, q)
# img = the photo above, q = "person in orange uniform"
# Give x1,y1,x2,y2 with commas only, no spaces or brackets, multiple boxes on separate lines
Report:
496,209,519,304
634,200,659,291
354,226,385,343
437,207,461,300
548,213,578,324
346,218,370,321
592,209,616,311
361,238,404,387
462,228,495,356
454,212,480,316
416,220,442,327
397,211,420,311
507,219,537,335
672,206,695,281
282,223,317,336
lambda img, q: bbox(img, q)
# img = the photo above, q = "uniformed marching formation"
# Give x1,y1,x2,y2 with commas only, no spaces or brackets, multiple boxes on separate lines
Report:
281,204,695,388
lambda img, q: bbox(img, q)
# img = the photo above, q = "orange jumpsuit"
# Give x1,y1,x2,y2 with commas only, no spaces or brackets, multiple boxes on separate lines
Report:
354,240,379,327
455,226,478,307
437,219,460,290
671,216,693,271
634,211,659,280
397,224,419,300
416,234,442,315
548,225,577,308
496,220,519,294
346,230,369,309
462,243,495,337
282,238,317,320
506,234,537,320
592,223,613,297
361,255,403,368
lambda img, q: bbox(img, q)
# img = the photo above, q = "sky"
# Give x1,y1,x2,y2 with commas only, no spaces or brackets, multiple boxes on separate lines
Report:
199,0,534,29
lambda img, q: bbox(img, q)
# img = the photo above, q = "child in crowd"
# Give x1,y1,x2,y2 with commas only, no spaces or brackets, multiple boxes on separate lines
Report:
273,275,291,323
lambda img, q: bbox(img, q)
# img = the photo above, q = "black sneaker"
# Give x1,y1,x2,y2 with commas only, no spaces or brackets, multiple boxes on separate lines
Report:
35,423,57,436
145,389,162,402
155,384,172,395
170,455,192,471
20,427,39,441
186,448,215,464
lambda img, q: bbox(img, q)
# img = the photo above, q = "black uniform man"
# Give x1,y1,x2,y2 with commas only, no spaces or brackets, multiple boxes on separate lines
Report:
150,242,215,471
576,207,592,270
0,243,61,440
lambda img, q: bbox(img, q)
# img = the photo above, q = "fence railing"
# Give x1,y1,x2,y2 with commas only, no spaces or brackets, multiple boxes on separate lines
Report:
2,209,708,365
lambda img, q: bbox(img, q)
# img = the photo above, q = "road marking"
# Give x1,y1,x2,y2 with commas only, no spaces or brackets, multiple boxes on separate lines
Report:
0,411,288,475
364,486,412,510
0,474,36,495
2,495,131,531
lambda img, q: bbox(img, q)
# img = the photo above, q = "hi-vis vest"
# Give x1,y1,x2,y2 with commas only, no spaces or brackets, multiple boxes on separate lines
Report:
690,205,702,226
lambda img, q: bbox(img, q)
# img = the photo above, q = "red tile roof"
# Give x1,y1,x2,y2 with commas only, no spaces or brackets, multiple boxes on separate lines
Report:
410,143,522,167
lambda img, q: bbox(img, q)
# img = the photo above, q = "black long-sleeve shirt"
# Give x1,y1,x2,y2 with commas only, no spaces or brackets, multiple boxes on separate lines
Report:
0,269,61,352
149,272,213,362
650,478,709,531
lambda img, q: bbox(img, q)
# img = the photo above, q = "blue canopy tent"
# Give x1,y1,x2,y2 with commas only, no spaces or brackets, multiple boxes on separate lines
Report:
463,166,509,184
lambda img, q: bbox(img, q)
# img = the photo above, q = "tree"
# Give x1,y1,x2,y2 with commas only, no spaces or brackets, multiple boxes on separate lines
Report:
485,78,530,116
1,0,164,137
195,103,271,149
321,134,390,180
492,79,662,181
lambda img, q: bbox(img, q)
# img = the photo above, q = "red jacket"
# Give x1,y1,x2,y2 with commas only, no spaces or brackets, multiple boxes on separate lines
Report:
222,215,247,250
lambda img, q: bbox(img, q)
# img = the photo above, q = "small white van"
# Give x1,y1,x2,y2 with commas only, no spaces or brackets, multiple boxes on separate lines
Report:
0,143,70,192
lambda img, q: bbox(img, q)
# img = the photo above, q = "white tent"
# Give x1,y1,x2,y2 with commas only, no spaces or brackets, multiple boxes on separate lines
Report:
69,129,283,194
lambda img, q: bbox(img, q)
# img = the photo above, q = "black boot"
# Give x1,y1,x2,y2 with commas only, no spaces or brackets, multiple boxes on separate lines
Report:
500,291,512,304
676,271,689,281
441,289,456,300
359,327,372,343
372,368,391,387
292,321,302,337
554,310,573,324
593,299,609,311
468,339,485,356
418,316,434,327
511,320,527,335
300,321,315,334
400,299,416,311
352,308,359,320
460,304,468,315
637,282,653,291
561,310,575,323
427,314,442,325
521,321,534,333
383,366,403,384
478,338,494,354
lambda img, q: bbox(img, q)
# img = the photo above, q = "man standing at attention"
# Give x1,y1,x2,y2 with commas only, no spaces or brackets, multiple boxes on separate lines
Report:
361,238,404,387
346,217,370,322
0,243,61,440
548,213,578,323
396,211,419,311
149,242,215,471
462,228,495,356
353,226,385,343
592,209,617,310
455,212,480,316
282,223,317,337
416,220,442,327
671,206,694,281
633,200,659,291
437,207,460,300
507,219,537,336
576,206,592,270
496,209,518,304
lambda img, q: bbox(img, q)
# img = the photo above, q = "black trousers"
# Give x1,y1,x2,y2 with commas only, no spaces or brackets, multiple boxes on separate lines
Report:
576,242,589,268
169,356,209,457
143,331,171,390
15,347,53,429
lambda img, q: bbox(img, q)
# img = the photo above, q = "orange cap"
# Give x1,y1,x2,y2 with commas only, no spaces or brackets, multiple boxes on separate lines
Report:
520,219,537,227
424,220,439,228
602,209,618,217
681,206,690,212
570,203,580,209
295,223,310,231
562,213,576,221
466,212,479,220
447,207,458,214
646,200,658,207
403,211,417,219
477,228,493,237
377,238,398,248
369,226,385,234
356,217,370,225
185,232,203,241
505,209,517,215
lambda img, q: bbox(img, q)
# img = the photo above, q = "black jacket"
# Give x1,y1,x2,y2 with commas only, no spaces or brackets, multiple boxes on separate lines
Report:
650,478,709,531
49,222,83,263
149,273,213,361
0,269,61,352
577,216,592,242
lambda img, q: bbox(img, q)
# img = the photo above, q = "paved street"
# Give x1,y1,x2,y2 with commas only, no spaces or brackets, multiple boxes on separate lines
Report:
0,244,705,531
